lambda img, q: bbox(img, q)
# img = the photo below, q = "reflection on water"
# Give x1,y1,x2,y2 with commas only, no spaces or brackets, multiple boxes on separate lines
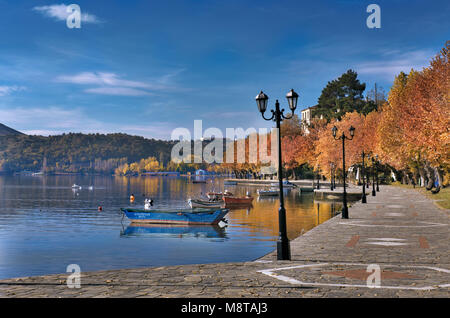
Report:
121,224,228,240
0,175,340,279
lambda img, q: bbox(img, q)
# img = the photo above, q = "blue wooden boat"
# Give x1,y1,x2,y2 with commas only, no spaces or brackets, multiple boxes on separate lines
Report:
121,207,229,225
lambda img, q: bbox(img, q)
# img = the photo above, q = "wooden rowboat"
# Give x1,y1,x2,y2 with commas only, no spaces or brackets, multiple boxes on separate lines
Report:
188,198,223,208
222,196,253,206
121,207,229,225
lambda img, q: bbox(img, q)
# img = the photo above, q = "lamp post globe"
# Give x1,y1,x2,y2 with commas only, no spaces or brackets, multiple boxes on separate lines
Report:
286,89,299,111
349,126,355,137
332,126,338,138
255,91,269,114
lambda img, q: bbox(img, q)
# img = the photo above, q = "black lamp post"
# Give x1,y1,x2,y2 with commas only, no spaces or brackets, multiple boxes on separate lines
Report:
361,151,367,203
255,89,298,260
316,165,320,189
375,155,380,192
332,125,355,219
369,155,376,196
366,170,370,189
330,162,335,191
333,165,336,190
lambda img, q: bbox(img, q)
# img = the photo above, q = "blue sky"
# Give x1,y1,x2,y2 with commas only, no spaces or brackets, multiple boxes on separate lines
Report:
0,0,448,139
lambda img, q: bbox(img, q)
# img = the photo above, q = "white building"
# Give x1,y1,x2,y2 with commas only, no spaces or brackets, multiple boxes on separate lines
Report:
301,105,322,134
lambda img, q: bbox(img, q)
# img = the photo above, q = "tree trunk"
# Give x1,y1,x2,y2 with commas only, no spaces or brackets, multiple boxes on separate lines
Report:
418,167,426,187
424,164,434,190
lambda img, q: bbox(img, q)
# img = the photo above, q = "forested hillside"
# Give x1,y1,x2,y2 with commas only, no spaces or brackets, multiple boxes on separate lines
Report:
0,133,176,174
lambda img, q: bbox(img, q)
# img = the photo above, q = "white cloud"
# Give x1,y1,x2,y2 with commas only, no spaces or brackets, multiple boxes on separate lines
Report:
33,4,101,24
84,87,153,96
357,49,435,80
56,72,151,88
0,85,25,96
55,71,182,96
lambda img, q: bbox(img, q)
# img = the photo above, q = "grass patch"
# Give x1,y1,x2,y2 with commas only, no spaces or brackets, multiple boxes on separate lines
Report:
391,182,450,210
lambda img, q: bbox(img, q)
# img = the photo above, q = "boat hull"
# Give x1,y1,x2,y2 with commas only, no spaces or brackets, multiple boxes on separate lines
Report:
223,196,253,206
188,199,223,208
121,208,228,225
257,190,279,196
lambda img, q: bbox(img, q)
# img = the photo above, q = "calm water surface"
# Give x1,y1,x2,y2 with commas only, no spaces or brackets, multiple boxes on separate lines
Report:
0,175,339,279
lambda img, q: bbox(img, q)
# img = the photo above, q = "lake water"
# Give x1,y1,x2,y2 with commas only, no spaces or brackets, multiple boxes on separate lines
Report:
0,175,339,279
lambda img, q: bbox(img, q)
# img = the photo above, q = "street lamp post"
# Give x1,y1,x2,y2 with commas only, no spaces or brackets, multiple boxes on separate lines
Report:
366,171,370,189
316,165,320,189
332,125,355,219
255,89,298,261
333,166,336,190
361,151,367,203
370,155,376,196
375,155,380,192
330,162,335,191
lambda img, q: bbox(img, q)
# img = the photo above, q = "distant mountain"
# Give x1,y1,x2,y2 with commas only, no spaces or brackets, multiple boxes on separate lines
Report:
0,123,24,136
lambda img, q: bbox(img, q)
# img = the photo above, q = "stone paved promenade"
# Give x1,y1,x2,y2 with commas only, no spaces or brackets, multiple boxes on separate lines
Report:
0,186,448,298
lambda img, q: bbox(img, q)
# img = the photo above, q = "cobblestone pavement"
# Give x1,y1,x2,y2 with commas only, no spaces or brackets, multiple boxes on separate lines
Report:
0,186,448,298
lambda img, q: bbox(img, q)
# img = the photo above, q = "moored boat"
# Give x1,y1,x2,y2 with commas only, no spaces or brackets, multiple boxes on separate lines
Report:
270,180,297,188
222,196,253,206
257,188,279,196
207,190,232,200
121,207,228,225
188,198,223,208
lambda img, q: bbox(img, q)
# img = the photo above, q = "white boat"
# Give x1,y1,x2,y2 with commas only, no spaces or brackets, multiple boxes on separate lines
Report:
71,184,81,189
188,198,223,209
206,190,232,200
257,188,280,196
270,181,296,188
